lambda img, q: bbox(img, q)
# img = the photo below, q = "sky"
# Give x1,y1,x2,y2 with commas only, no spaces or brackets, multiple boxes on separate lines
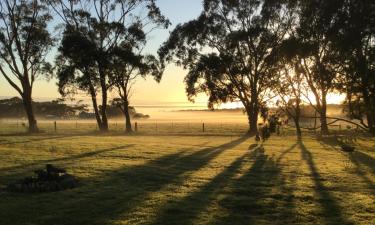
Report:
0,0,206,105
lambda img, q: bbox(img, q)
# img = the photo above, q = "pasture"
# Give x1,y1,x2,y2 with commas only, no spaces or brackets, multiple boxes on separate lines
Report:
0,123,374,225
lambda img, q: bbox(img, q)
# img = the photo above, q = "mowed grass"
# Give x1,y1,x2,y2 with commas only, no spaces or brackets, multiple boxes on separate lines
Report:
0,130,374,225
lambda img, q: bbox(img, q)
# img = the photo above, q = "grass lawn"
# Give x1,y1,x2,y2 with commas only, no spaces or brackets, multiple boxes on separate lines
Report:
0,131,374,225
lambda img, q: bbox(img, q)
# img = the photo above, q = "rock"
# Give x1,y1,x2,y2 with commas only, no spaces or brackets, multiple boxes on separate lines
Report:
7,164,78,193
60,174,78,189
341,144,355,152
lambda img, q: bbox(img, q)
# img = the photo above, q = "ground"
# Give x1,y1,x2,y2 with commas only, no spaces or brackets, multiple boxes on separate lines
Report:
0,128,374,225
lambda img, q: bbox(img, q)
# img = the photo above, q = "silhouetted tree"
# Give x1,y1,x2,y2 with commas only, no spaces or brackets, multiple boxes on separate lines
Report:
292,0,344,134
0,0,54,132
274,39,305,137
159,0,295,134
51,0,168,132
111,46,163,132
335,0,375,134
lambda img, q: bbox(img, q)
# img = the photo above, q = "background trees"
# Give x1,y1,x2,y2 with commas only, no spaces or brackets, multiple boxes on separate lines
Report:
0,0,54,133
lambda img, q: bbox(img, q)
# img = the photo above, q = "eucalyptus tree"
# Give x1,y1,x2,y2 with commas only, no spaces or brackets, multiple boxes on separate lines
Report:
110,44,164,133
51,0,169,132
273,38,306,137
0,0,53,133
159,0,295,134
292,0,345,134
335,0,375,134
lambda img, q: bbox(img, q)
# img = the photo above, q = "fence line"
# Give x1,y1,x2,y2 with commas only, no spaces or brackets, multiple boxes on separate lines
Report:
0,119,358,136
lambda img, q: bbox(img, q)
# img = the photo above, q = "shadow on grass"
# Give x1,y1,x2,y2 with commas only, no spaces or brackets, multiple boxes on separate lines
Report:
317,136,375,195
150,145,262,225
207,145,300,225
299,140,354,225
276,142,298,165
0,133,87,145
0,136,249,225
0,145,134,183
0,131,248,146
318,135,375,173
349,151,375,174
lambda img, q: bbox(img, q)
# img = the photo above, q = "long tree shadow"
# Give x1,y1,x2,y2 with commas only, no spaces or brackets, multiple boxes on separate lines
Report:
349,151,375,175
276,142,298,165
0,134,86,145
318,135,375,174
317,136,375,194
150,144,263,225
0,136,249,225
299,140,354,225
207,146,298,224
0,145,135,184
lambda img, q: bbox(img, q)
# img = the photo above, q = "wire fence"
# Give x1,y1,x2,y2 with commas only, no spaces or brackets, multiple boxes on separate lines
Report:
0,120,250,135
0,118,360,136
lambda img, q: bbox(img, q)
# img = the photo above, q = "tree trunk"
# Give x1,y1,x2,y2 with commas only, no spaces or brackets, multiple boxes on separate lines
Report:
245,103,258,135
123,100,132,133
366,103,375,135
295,119,302,138
22,88,38,133
361,74,375,135
100,80,109,132
89,85,103,130
363,90,375,135
294,101,302,138
320,92,329,135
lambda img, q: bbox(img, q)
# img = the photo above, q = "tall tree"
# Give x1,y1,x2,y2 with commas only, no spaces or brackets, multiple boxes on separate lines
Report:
335,0,375,134
159,0,295,134
273,38,306,137
111,45,163,132
294,0,344,134
0,0,53,133
52,0,168,132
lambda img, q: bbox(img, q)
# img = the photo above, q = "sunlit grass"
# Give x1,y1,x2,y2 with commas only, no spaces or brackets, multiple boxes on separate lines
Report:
0,126,374,225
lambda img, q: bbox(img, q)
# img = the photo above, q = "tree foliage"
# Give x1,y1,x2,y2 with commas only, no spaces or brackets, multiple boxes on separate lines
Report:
0,0,54,132
159,0,295,133
335,0,375,133
52,0,169,131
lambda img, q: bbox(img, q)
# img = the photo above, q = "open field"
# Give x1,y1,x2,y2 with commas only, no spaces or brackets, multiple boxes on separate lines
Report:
0,127,374,225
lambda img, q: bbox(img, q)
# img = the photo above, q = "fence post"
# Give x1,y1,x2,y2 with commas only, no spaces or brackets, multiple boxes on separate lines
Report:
202,123,205,133
135,122,138,132
54,121,57,132
156,122,158,132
